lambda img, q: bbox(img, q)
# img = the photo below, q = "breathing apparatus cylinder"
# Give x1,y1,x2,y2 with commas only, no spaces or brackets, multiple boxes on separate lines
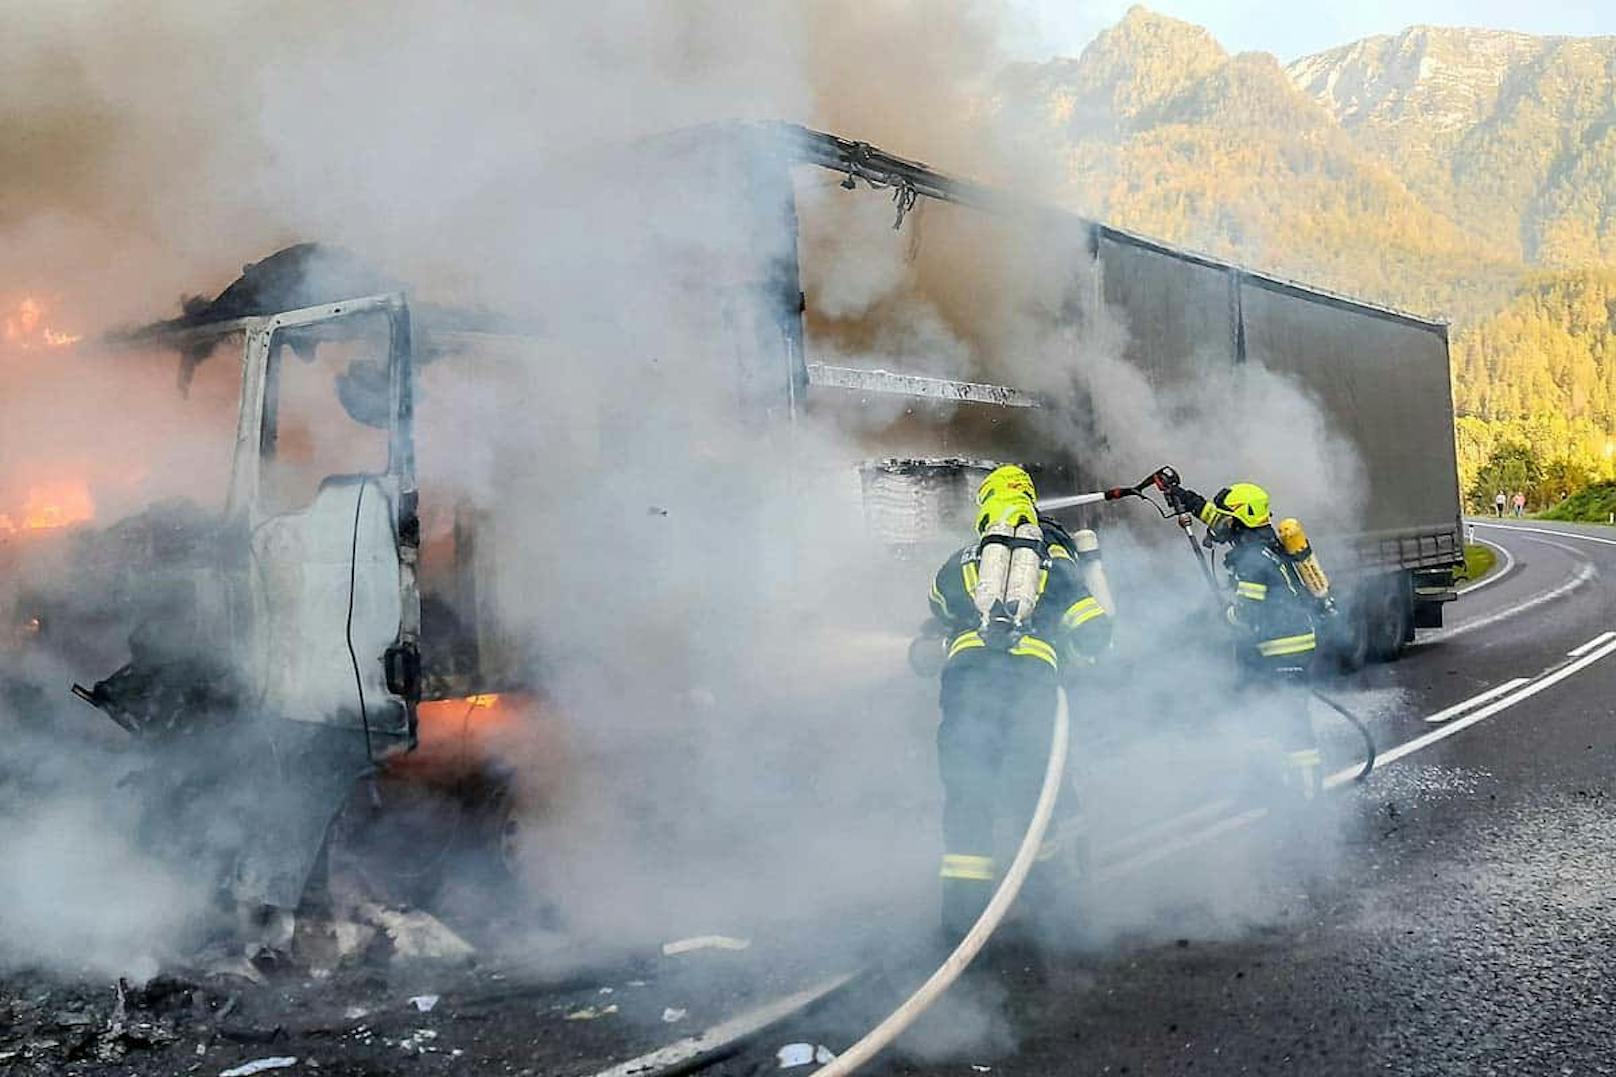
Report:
974,522,1015,621
973,522,1045,625
1004,523,1044,625
1276,517,1330,599
1072,529,1115,614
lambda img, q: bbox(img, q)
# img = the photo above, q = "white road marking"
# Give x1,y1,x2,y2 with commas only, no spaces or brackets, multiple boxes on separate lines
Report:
1472,521,1616,547
1323,636,1616,789
1423,561,1595,643
1568,630,1616,657
1420,677,1531,724
1130,635,1616,868
1456,537,1515,595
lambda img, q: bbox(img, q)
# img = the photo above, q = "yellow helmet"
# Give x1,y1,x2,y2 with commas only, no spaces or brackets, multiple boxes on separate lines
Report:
1198,482,1271,530
975,491,1037,534
977,464,1036,505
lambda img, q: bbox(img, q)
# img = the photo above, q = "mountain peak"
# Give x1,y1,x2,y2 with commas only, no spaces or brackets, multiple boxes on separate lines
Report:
1287,24,1562,131
1103,5,1227,60
1045,4,1227,134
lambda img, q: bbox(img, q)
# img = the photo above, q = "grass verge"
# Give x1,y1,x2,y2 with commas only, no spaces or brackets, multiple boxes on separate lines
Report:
1461,542,1497,583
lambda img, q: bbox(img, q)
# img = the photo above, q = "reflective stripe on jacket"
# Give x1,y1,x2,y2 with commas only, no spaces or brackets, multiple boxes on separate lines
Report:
1223,530,1317,664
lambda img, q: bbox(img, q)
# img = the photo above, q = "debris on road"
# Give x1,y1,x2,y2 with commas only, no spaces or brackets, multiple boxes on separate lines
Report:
397,1028,439,1054
776,1043,836,1067
219,1058,299,1077
408,994,439,1013
565,1004,619,1021
359,903,476,963
661,1007,687,1023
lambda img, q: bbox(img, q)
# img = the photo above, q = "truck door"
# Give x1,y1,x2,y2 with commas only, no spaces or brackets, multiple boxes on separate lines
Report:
228,294,420,754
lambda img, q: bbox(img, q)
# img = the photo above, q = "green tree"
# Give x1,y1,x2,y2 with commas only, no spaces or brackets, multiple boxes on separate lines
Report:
1469,442,1540,510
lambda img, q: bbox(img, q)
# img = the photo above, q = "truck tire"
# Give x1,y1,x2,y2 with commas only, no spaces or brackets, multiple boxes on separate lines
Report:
1331,603,1370,674
1368,580,1413,663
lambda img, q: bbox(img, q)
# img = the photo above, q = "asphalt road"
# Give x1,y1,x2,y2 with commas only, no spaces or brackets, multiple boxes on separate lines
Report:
664,518,1616,1077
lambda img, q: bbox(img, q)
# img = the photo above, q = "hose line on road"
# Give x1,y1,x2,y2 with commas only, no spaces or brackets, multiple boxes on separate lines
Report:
812,689,1070,1077
1309,688,1375,781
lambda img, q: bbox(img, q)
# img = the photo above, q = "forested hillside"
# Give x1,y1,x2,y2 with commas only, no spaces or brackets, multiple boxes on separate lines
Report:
1000,7,1616,509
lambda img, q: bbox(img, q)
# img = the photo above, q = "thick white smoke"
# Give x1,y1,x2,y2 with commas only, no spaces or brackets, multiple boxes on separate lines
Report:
0,8,1381,1064
0,0,1020,980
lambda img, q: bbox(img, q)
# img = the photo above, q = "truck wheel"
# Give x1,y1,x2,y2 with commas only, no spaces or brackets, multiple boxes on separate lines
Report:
1332,606,1370,674
1368,583,1412,663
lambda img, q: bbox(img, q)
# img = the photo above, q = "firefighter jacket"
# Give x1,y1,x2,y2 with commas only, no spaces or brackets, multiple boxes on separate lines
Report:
1221,527,1317,668
927,519,1112,674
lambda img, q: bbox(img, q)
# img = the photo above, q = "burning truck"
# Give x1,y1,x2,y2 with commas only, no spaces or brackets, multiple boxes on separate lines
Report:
1,250,544,949
0,121,1462,955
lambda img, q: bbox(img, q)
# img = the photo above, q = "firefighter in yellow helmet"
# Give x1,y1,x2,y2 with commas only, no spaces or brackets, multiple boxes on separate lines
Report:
923,464,1113,940
1169,480,1326,797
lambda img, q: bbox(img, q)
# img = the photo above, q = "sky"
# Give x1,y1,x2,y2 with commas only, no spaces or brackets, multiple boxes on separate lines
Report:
1007,0,1616,61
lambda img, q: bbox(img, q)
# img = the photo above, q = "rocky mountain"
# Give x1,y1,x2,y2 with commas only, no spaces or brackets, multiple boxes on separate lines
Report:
995,8,1520,319
996,6,1616,502
1290,25,1616,268
998,6,1616,317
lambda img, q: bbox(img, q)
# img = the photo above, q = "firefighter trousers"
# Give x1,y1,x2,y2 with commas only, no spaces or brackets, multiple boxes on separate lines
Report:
936,650,1058,937
1241,661,1320,796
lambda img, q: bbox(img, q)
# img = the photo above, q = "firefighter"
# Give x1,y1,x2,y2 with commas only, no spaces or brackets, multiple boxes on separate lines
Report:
925,465,1113,940
1169,480,1326,797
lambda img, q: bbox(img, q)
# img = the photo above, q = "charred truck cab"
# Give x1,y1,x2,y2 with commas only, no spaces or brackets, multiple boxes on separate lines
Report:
82,292,422,756
28,282,431,916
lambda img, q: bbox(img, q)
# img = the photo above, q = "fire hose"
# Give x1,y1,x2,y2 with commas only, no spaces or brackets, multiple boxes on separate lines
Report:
810,688,1069,1077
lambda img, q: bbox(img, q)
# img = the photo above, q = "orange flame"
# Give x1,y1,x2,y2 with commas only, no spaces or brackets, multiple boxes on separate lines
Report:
0,480,96,535
3,297,81,351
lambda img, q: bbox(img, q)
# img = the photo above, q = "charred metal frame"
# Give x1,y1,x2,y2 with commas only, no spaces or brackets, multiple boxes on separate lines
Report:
227,294,416,526
804,362,1040,408
112,293,423,742
779,123,1446,336
778,120,1451,446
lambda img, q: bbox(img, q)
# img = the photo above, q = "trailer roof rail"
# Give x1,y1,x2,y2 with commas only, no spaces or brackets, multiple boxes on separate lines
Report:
776,122,1448,337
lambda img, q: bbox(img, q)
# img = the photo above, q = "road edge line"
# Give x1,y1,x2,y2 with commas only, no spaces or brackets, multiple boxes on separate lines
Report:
1420,677,1531,725
1568,630,1616,657
1472,521,1616,548
1457,537,1515,596
1425,562,1595,643
1356,638,1616,778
